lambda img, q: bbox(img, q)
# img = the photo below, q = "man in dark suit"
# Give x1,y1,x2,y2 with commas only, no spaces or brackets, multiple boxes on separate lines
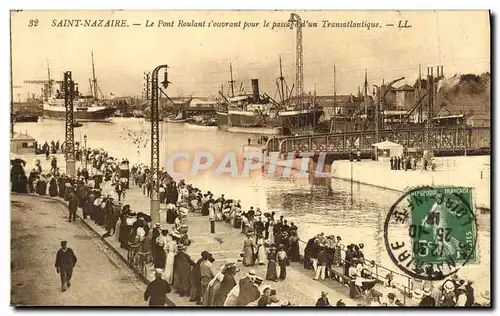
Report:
55,240,77,292
144,269,172,306
68,193,78,222
316,291,330,306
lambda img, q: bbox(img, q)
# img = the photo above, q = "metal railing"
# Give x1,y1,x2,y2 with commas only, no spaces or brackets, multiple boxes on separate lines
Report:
297,239,413,305
127,242,151,279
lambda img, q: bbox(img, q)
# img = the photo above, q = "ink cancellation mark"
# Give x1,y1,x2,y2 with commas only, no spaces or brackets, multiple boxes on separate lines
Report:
383,186,477,281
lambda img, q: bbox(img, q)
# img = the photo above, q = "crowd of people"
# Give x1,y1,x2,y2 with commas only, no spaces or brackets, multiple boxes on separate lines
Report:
389,155,436,172
10,143,490,308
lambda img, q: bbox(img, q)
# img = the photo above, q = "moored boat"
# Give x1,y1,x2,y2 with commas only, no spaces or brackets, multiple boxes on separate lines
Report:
166,118,187,123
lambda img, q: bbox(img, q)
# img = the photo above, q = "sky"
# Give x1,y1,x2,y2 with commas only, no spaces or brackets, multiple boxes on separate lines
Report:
10,10,490,100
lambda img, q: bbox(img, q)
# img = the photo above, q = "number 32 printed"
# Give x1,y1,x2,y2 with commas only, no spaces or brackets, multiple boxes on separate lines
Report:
28,19,39,27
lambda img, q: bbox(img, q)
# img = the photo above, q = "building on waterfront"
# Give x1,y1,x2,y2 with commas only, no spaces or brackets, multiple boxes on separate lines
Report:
394,84,415,109
11,132,36,155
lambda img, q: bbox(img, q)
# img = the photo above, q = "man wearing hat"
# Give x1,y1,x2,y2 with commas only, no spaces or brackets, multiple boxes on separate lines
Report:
419,287,436,306
54,241,78,292
441,280,457,306
68,192,79,223
315,291,331,306
144,269,172,306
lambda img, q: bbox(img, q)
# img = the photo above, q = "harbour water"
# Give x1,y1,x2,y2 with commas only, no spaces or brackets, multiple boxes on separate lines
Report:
14,117,491,292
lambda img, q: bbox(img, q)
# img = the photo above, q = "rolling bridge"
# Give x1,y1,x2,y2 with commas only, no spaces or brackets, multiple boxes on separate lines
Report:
265,126,490,159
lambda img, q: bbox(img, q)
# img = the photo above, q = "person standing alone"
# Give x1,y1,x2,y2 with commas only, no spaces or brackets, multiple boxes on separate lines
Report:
68,193,78,222
54,240,77,292
144,269,172,306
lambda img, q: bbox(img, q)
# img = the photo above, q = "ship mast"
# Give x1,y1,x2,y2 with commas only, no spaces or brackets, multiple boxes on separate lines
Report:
46,58,52,97
228,62,235,98
278,54,286,103
91,51,98,100
89,78,94,97
364,68,368,116
330,64,337,133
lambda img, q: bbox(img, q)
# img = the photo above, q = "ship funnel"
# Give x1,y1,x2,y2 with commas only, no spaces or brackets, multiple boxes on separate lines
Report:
251,79,260,102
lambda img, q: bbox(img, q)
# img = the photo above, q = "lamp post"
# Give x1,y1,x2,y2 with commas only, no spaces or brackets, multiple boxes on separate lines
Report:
150,64,170,224
83,134,87,169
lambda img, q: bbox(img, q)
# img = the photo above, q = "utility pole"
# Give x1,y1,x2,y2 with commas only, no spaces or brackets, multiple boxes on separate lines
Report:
150,64,170,224
229,62,235,98
63,71,76,176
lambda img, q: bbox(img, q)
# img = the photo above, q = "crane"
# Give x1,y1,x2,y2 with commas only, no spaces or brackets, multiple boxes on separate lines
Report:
288,13,304,110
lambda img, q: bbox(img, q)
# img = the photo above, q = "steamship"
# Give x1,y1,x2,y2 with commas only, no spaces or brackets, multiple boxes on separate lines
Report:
216,78,323,134
28,52,117,122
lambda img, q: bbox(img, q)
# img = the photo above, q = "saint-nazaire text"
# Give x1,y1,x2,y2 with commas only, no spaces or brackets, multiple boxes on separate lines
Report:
51,19,129,27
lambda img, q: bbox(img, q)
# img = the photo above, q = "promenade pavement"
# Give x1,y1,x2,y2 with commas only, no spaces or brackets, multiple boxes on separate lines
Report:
11,194,147,306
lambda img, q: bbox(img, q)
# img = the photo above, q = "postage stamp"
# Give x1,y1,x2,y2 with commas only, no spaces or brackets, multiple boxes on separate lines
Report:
383,186,477,281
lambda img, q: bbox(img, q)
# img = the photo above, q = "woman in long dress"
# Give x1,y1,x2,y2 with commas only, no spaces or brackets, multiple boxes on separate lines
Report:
163,235,178,284
268,220,275,244
213,264,238,306
333,236,344,266
242,233,255,266
204,270,223,306
255,238,267,265
265,248,278,281
289,230,300,262
172,245,195,297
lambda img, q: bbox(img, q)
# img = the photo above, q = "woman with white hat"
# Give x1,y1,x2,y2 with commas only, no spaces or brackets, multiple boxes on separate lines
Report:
419,287,436,306
441,280,457,307
412,288,423,306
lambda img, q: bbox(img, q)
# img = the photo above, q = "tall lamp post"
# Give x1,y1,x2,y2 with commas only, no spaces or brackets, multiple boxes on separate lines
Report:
84,134,87,169
150,64,170,224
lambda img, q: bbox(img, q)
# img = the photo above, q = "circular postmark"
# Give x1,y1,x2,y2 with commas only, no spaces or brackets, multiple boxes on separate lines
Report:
383,186,478,281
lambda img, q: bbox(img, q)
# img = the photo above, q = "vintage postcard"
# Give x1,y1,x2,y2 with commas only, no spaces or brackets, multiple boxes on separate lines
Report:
10,10,491,307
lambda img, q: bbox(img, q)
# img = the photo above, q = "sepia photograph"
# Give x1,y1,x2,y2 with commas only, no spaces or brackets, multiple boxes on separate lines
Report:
9,10,491,307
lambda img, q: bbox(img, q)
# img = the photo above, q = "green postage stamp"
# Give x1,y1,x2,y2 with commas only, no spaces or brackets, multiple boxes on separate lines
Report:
408,186,476,265
384,185,478,280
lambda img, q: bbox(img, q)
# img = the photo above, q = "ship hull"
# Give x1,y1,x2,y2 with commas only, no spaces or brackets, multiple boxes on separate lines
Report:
228,110,268,127
43,104,117,121
15,115,39,123
279,108,324,130
217,108,323,132
216,111,229,129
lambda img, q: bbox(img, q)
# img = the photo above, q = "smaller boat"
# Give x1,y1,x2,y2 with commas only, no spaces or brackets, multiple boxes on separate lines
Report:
165,111,187,123
166,118,187,123
14,114,39,123
72,122,83,128
187,116,218,129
